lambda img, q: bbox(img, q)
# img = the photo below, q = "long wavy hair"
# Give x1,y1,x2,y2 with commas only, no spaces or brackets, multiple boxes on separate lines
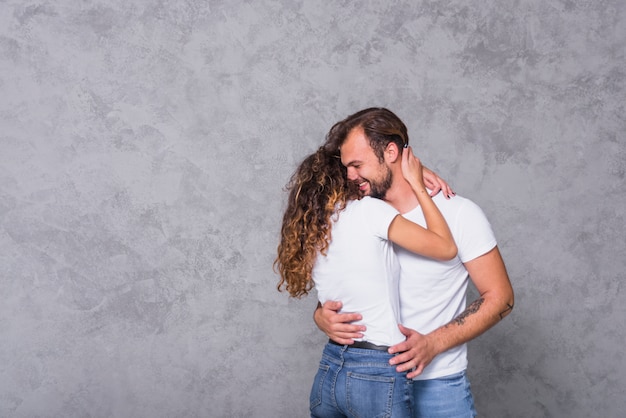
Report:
275,146,360,298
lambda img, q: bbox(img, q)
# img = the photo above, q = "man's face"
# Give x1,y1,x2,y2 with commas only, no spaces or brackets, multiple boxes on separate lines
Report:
340,127,393,199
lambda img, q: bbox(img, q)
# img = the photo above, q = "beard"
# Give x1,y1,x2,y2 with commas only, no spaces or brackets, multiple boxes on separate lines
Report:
368,165,393,200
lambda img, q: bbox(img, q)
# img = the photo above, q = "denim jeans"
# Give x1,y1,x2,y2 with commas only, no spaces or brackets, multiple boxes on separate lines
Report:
411,371,477,418
310,342,413,418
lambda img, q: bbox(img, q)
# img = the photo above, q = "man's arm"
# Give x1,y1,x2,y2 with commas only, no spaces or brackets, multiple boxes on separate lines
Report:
313,301,366,345
388,246,514,378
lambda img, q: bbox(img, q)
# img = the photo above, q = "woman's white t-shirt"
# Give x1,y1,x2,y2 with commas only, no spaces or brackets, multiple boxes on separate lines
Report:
313,196,404,346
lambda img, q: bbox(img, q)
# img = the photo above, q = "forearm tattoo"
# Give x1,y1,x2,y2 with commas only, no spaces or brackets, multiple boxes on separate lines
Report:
499,303,514,319
450,297,484,326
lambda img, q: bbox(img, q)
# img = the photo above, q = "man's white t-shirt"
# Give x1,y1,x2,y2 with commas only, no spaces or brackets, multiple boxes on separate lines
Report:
314,197,405,346
395,193,497,380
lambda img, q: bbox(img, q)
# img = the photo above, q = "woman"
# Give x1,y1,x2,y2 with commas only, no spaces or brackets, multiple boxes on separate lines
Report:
275,145,456,417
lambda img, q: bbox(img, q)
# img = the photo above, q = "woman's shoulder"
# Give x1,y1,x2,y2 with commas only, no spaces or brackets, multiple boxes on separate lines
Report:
351,196,398,218
355,196,383,205
349,196,384,209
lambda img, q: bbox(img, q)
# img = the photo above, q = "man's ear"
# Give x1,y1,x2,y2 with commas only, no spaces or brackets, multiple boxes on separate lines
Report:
384,142,401,163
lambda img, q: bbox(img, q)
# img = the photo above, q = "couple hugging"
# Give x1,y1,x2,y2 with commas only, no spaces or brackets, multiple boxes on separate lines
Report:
275,108,514,418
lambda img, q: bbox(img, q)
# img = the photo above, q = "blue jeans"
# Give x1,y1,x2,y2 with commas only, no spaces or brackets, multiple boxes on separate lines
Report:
310,342,413,418
412,371,477,418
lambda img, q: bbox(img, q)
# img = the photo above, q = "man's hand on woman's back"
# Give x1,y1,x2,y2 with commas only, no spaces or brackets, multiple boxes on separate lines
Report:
314,300,366,345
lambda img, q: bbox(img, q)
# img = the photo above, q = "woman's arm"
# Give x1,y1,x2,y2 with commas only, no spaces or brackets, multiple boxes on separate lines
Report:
387,146,457,261
421,165,455,199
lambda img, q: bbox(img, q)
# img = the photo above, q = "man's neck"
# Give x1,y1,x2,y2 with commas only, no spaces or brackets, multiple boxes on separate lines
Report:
383,177,420,214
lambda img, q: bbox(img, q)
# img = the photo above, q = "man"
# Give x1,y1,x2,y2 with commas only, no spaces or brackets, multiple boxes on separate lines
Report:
314,108,514,417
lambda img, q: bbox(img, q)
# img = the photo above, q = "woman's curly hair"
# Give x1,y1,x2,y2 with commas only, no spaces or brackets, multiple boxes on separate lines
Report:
274,146,360,298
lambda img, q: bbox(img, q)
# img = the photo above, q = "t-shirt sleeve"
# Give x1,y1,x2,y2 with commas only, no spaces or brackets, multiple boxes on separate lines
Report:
359,197,399,240
453,198,498,263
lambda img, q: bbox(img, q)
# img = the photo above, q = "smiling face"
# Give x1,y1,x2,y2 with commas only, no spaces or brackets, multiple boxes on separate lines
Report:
340,127,394,199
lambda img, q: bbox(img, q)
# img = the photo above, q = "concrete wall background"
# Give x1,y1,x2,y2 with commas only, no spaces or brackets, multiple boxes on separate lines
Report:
1,1,624,417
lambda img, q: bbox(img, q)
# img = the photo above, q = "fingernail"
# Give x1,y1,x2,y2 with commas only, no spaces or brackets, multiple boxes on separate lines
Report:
403,143,408,148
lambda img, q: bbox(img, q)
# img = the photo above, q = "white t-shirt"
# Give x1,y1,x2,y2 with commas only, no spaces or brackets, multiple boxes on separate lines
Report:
313,197,404,346
395,193,497,380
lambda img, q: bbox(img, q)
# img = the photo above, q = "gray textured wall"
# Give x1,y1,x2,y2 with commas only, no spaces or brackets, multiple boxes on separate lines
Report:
1,1,624,417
